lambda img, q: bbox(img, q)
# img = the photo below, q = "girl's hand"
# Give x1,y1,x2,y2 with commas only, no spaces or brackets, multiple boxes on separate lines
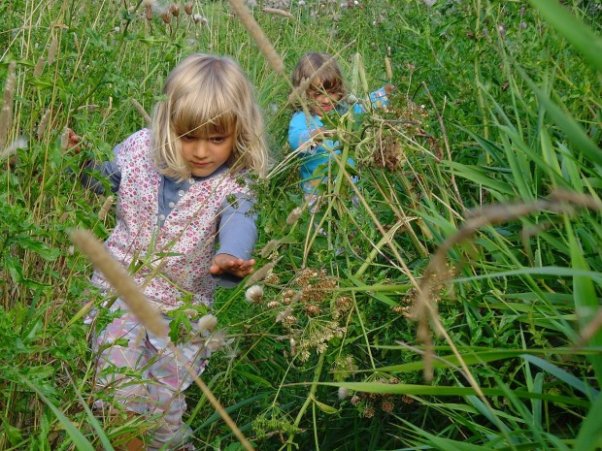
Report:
63,128,83,153
210,253,256,278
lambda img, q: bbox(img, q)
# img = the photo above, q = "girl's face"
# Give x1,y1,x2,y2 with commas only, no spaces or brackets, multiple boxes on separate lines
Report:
307,86,342,117
179,132,235,177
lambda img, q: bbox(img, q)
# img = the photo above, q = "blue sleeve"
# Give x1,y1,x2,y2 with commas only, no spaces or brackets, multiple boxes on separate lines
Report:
214,193,257,287
288,112,321,152
80,156,121,194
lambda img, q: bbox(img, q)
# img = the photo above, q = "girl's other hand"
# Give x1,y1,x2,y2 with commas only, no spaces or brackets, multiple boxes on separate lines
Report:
63,128,83,153
210,253,256,278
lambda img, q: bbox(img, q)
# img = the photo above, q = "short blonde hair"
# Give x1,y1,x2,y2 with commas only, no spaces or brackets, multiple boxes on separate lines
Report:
290,52,346,108
152,54,268,180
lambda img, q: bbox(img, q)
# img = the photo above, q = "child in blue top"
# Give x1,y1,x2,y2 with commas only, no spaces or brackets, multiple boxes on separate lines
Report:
288,52,391,200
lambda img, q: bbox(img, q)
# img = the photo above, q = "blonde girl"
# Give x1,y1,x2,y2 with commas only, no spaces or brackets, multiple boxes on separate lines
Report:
80,53,268,450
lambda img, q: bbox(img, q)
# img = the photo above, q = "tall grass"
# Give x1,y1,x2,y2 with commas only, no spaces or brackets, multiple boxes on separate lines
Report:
1,0,600,449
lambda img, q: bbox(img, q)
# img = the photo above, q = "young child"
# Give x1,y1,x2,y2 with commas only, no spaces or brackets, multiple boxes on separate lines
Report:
288,52,391,203
79,54,268,450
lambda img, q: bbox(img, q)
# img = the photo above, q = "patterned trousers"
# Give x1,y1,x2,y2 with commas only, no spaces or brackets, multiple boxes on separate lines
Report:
91,301,208,450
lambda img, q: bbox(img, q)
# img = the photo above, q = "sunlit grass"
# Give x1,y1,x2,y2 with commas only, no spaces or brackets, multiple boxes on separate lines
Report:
1,0,600,449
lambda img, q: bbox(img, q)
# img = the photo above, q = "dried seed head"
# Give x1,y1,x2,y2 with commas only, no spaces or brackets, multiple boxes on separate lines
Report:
338,387,349,400
286,207,303,225
47,34,58,66
227,0,285,75
161,11,171,23
0,61,17,148
192,14,208,25
145,4,153,20
98,195,115,221
305,304,321,316
198,314,218,333
363,405,375,418
262,7,293,18
36,109,51,141
184,2,193,15
205,330,231,352
131,98,152,124
70,229,168,338
33,57,46,78
169,4,180,16
245,284,264,303
267,300,280,309
380,399,394,413
244,259,279,287
264,272,280,284
350,394,360,405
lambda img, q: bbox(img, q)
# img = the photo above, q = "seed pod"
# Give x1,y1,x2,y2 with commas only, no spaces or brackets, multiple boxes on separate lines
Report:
70,229,168,338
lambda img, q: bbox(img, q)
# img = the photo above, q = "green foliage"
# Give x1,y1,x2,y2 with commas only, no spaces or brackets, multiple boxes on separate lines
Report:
1,0,600,450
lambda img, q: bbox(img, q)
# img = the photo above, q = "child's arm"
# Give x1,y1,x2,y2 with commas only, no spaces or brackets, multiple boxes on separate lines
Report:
210,193,258,283
288,112,337,153
67,128,121,194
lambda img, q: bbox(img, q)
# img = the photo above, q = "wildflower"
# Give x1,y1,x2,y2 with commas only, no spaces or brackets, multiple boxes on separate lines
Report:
245,284,264,303
305,304,321,316
363,405,375,418
205,330,232,352
337,387,349,400
381,399,394,413
350,395,360,405
267,300,280,309
264,272,280,284
197,314,218,333
192,14,208,25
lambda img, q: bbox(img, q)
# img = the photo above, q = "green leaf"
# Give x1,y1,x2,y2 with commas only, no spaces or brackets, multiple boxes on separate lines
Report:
312,396,338,415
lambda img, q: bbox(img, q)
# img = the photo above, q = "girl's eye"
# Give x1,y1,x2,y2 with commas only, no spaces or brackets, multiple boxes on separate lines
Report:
209,136,226,144
181,134,196,142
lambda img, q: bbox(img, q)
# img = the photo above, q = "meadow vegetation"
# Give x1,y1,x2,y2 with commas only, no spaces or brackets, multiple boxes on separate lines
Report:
1,0,601,449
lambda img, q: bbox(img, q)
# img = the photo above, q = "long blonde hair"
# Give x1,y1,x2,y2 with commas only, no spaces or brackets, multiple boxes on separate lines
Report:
152,54,268,179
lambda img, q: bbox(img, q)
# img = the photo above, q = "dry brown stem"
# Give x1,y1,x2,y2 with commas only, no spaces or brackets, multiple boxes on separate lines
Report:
227,0,284,75
70,228,168,338
413,189,602,381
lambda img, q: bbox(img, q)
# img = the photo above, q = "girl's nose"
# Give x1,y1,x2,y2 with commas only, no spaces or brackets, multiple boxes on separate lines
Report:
193,140,208,158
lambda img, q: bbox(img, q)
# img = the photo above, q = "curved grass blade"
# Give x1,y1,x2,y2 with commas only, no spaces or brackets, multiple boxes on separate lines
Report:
575,391,602,451
529,0,602,72
521,354,599,401
21,378,95,451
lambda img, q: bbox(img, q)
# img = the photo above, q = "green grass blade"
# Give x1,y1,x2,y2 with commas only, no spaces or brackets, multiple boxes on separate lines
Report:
575,391,602,451
21,378,95,451
520,72,602,167
521,354,599,400
529,0,602,72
